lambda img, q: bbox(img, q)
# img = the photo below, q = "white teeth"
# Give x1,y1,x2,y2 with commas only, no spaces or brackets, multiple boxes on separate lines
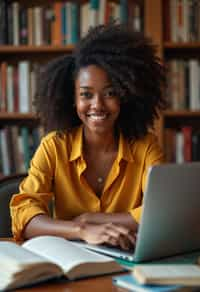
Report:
88,114,107,120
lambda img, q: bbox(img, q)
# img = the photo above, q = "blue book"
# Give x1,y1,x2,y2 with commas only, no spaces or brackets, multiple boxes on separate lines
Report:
21,127,30,171
120,0,128,24
113,274,182,292
90,0,99,10
71,2,79,44
61,4,67,44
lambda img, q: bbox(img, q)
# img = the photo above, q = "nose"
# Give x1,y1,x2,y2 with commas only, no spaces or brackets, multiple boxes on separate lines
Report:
91,93,104,109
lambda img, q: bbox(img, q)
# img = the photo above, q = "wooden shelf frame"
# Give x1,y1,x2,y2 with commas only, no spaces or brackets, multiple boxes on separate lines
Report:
164,42,200,49
0,45,75,54
164,110,200,118
0,113,38,120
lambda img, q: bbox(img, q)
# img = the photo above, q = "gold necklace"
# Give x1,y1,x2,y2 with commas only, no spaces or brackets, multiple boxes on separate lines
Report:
97,177,103,183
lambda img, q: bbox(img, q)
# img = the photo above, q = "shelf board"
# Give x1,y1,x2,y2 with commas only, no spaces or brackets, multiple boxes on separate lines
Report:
0,45,75,54
164,110,200,117
164,42,200,49
0,113,38,120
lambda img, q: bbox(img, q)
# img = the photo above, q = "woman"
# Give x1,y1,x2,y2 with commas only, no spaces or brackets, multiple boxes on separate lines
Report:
10,23,166,250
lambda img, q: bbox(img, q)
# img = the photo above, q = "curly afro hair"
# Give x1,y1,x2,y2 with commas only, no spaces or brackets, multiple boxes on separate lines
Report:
34,23,166,139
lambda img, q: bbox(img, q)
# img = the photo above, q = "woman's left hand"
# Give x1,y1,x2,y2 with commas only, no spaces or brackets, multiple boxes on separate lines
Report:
74,212,138,250
73,212,138,233
73,212,105,224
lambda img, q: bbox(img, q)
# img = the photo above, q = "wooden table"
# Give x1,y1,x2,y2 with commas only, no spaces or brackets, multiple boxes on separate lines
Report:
16,274,127,292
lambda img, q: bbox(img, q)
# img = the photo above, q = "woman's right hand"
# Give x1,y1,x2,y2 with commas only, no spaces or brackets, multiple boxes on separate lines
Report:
79,222,136,250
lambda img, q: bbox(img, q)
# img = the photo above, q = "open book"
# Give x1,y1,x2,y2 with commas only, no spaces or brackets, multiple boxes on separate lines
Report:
0,235,123,291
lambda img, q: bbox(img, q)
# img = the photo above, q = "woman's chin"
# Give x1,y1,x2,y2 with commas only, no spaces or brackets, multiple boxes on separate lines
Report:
85,124,114,135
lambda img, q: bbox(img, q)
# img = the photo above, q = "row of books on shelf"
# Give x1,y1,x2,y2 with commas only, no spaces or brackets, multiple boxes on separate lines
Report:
0,126,44,177
0,0,143,46
165,126,200,163
0,61,40,113
166,59,200,110
164,0,200,42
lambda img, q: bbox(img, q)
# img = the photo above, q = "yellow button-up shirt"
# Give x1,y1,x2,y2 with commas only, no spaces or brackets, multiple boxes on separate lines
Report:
10,126,164,240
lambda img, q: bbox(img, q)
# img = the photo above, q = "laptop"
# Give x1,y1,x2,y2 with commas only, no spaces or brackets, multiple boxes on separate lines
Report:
73,162,200,262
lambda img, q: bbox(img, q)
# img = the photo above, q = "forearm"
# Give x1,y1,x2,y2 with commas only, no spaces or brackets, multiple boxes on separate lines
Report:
23,214,136,250
74,212,138,232
23,214,83,240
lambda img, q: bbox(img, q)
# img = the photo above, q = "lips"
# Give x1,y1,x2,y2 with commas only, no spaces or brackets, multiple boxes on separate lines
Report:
87,113,108,121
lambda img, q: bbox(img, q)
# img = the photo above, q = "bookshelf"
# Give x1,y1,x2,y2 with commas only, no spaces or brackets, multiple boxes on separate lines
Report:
145,0,200,163
5,1,199,171
0,0,144,176
4,0,199,172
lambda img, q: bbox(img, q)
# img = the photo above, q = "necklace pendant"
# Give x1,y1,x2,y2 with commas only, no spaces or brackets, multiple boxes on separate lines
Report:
97,177,103,183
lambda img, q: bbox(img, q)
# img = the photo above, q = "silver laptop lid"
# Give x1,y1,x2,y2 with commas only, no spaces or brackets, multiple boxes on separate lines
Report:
133,162,200,262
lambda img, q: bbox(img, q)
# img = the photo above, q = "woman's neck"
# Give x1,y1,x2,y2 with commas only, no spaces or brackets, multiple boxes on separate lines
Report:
83,128,118,153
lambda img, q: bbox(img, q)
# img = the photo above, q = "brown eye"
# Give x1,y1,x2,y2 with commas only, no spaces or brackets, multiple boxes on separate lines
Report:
80,92,93,98
104,89,116,98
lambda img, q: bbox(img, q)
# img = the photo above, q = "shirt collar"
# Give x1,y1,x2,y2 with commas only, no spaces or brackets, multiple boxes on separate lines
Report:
117,132,135,163
69,126,83,161
69,126,135,163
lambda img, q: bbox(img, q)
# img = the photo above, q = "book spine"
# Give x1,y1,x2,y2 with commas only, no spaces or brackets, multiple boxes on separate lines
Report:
12,2,20,46
10,126,20,172
71,2,79,44
17,131,26,173
98,0,106,25
120,0,128,24
43,5,53,45
34,7,43,46
89,0,99,27
0,128,11,175
19,7,28,45
189,59,200,110
182,126,192,162
0,0,8,44
192,131,200,161
7,2,14,44
132,3,142,32
21,127,31,171
13,66,19,112
175,131,184,163
18,61,30,113
170,0,178,42
0,62,7,112
80,2,89,38
52,2,62,45
6,126,16,173
163,0,171,41
6,65,14,113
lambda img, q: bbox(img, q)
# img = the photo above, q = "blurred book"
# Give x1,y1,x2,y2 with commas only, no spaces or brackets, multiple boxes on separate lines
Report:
133,264,200,286
113,274,184,291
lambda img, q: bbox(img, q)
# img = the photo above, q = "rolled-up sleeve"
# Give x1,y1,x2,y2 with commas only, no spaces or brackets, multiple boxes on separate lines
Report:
129,134,165,223
10,136,55,241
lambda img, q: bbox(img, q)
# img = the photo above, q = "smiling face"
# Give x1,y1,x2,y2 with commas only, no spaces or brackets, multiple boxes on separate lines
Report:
75,65,120,136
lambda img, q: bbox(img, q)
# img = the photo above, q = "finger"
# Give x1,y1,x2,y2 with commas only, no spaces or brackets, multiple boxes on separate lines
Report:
118,236,130,250
101,234,111,244
105,226,121,238
126,232,136,245
112,224,130,235
108,237,118,246
106,223,129,236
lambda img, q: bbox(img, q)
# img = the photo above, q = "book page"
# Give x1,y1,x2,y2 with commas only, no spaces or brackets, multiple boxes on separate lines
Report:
23,236,118,274
0,241,62,291
0,241,50,271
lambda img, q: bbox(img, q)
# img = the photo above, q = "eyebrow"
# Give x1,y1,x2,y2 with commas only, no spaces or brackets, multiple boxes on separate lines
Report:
79,84,113,89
